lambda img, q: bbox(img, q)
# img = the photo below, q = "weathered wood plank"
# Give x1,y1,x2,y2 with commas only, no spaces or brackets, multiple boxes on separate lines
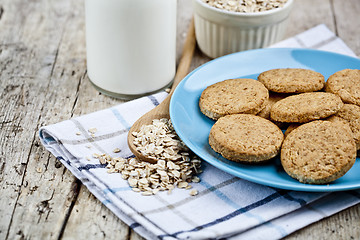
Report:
284,0,335,38
333,0,360,56
286,204,360,240
61,185,130,240
0,0,90,239
0,0,76,238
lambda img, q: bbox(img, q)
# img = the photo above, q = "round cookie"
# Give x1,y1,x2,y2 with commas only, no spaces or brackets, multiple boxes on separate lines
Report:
281,120,356,184
327,104,360,150
209,114,284,163
258,68,325,93
257,92,290,119
270,92,343,123
199,78,269,120
325,69,360,106
284,123,301,137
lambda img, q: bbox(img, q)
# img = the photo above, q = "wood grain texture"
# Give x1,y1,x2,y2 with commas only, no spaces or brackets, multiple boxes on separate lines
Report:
285,0,335,38
332,0,360,56
0,0,359,239
0,0,80,239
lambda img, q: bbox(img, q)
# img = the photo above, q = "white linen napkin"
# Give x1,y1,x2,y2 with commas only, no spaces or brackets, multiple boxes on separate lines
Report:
39,24,360,240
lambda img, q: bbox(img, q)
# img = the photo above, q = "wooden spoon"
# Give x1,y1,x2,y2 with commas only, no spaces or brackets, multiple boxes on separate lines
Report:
127,19,196,163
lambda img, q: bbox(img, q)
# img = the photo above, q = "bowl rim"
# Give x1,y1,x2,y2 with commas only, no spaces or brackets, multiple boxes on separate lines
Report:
194,0,294,17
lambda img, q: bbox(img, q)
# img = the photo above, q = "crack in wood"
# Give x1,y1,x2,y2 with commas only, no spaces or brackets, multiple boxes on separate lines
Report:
44,152,51,172
5,132,37,240
1,1,108,239
0,161,5,176
56,179,81,240
36,189,55,223
0,6,3,20
4,47,65,236
329,0,339,36
70,70,86,117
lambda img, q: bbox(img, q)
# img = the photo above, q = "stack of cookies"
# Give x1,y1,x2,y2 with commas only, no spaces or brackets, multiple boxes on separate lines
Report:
199,68,360,185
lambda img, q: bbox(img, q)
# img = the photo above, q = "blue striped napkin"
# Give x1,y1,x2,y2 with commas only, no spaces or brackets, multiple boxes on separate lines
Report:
40,24,360,240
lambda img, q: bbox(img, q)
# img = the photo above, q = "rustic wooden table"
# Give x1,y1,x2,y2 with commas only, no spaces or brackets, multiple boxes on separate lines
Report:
1,0,359,239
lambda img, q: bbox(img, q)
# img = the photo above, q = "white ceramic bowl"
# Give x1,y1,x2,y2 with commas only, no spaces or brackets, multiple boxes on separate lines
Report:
192,0,294,58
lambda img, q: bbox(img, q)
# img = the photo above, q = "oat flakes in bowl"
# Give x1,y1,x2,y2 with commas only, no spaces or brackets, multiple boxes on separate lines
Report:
192,0,294,58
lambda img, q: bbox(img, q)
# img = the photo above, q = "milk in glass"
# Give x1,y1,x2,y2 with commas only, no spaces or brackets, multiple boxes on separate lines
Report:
85,0,177,99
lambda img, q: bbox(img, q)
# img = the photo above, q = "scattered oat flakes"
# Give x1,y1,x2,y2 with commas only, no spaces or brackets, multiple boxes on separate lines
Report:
178,181,188,188
107,168,117,173
88,128,98,134
86,145,92,149
94,118,202,196
189,189,199,196
86,156,91,161
164,88,171,93
113,148,121,153
95,153,201,195
76,132,82,135
36,167,42,173
192,176,201,183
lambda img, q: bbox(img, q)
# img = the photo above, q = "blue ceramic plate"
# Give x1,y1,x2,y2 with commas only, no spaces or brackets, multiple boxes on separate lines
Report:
170,48,360,192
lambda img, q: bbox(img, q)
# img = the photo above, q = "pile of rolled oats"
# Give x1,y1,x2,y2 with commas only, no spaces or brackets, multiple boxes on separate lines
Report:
92,119,202,196
202,0,288,13
96,154,201,196
132,118,189,161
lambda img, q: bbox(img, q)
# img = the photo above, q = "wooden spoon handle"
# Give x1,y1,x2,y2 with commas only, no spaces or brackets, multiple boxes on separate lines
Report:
169,17,196,96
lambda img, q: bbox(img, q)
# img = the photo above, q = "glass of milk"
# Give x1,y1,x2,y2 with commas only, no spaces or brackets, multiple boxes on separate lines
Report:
85,0,177,99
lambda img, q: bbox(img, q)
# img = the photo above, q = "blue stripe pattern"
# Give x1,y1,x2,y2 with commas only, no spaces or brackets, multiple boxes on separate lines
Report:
103,187,131,194
102,199,111,205
56,153,171,236
111,108,131,129
147,95,160,106
199,180,287,237
159,190,289,239
78,164,106,171
130,222,141,229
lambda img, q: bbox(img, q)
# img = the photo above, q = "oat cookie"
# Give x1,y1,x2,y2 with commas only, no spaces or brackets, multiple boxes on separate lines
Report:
281,120,356,184
258,68,325,93
257,92,290,129
209,114,284,163
257,92,290,119
327,104,360,150
270,92,343,123
284,123,301,137
325,69,360,106
199,78,269,120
